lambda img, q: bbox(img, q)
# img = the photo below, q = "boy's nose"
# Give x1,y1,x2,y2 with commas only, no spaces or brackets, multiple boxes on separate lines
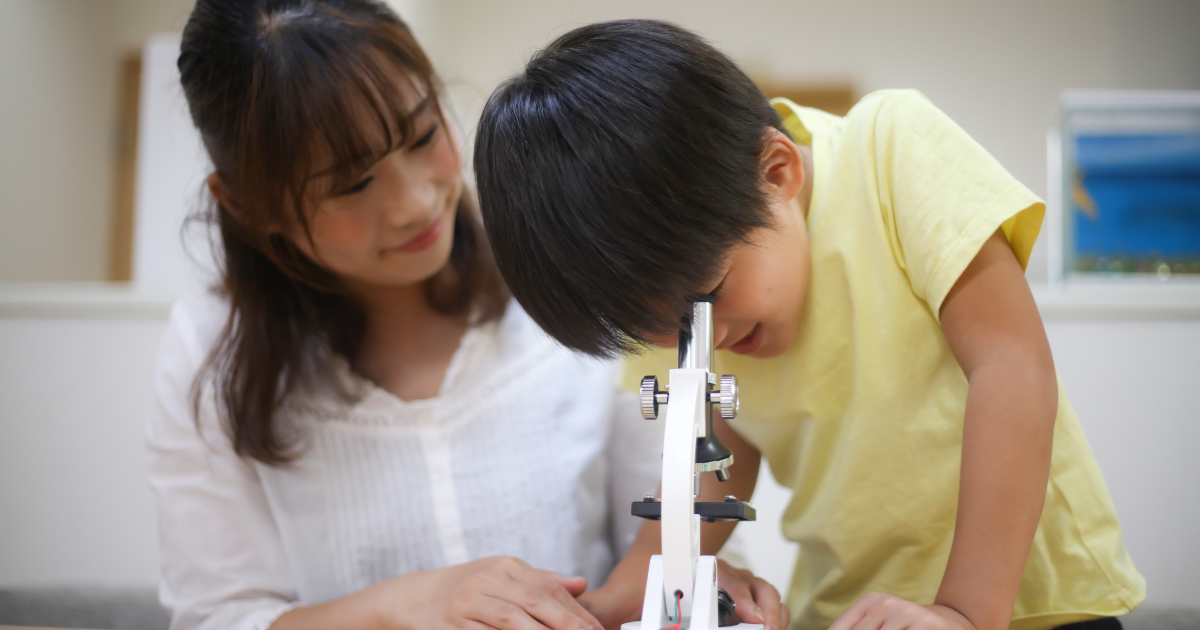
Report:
712,320,731,349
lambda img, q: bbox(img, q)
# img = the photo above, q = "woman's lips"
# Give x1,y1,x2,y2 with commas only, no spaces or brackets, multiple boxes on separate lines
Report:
728,323,764,355
394,215,444,253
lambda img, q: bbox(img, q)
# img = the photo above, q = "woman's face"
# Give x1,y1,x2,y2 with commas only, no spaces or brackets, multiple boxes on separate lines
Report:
293,83,463,294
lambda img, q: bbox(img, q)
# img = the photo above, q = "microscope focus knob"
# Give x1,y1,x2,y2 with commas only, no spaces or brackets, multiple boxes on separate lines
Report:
640,376,663,420
718,374,739,420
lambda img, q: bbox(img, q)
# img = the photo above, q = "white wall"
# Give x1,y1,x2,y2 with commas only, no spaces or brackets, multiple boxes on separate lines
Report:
2,299,1198,609
0,312,166,586
1046,320,1200,607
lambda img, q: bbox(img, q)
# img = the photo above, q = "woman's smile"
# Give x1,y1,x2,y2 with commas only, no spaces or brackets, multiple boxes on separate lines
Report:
390,213,445,254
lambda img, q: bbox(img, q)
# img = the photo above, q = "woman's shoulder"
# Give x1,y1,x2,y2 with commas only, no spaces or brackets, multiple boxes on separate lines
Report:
458,299,618,392
494,300,612,365
161,289,231,371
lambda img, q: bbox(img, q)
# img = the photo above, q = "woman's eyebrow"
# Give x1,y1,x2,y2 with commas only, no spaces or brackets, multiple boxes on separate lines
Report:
308,95,436,180
407,94,432,118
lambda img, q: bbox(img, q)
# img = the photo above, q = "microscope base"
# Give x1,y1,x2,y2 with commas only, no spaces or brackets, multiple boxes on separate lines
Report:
621,623,764,630
622,555,764,630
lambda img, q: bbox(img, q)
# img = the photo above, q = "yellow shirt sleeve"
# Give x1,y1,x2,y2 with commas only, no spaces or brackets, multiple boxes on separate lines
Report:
871,90,1044,318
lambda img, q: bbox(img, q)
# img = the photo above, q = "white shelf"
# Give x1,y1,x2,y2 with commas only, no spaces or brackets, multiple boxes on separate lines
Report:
1031,281,1200,321
0,282,183,319
3,282,1199,322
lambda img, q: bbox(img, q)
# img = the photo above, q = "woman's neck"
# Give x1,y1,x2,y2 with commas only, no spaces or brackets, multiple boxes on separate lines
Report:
351,280,470,402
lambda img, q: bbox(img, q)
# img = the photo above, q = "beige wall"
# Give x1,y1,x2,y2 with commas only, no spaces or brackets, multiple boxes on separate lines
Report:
2,0,1197,282
418,0,1200,281
0,0,193,282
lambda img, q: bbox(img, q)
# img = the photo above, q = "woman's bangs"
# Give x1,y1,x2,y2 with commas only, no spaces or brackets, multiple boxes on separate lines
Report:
300,37,436,197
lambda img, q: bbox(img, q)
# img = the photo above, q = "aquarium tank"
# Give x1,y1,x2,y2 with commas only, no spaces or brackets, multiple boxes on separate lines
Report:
1055,91,1200,281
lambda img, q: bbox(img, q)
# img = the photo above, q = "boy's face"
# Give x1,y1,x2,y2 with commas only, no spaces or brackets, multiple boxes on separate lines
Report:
649,188,811,359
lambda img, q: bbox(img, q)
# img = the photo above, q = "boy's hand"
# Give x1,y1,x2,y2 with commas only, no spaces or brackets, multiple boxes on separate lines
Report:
828,593,976,630
718,559,790,630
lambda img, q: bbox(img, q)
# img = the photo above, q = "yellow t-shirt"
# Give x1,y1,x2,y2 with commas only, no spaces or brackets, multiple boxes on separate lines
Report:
622,90,1145,630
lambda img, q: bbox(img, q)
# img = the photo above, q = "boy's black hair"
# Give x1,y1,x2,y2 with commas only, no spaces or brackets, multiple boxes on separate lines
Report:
474,19,787,357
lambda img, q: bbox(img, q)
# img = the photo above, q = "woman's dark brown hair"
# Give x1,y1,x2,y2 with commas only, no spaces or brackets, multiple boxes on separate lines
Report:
179,0,507,464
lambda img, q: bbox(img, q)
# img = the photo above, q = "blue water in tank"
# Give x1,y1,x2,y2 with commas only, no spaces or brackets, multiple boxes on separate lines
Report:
1072,133,1200,264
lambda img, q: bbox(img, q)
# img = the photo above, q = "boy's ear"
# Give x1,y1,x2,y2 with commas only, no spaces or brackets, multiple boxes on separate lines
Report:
760,128,805,201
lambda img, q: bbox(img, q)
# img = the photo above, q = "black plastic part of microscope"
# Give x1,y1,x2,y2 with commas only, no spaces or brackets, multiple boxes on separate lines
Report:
630,496,757,523
717,588,739,627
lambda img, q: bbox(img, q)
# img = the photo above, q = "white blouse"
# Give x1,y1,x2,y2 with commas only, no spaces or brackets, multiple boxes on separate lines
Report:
147,292,664,630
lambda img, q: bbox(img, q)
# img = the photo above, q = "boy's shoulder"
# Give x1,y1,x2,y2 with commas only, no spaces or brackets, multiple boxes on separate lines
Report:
772,88,931,120
772,88,952,149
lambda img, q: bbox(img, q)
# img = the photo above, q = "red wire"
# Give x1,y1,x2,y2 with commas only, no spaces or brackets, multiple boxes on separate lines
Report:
662,591,684,630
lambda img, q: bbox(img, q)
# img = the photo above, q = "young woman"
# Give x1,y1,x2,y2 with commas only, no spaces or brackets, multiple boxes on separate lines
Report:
146,2,671,629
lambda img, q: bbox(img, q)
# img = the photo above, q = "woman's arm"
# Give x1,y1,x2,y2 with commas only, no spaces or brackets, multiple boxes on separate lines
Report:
828,230,1057,630
149,298,300,630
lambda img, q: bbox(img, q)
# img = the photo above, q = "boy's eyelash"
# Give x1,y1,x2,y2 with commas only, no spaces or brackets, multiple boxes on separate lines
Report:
711,278,727,299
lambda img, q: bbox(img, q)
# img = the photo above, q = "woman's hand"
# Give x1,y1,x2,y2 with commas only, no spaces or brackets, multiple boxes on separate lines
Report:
375,556,603,630
718,559,790,630
271,556,602,630
828,593,976,630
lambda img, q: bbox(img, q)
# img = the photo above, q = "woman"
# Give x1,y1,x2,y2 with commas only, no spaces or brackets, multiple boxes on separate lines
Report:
149,2,785,629
147,1,664,628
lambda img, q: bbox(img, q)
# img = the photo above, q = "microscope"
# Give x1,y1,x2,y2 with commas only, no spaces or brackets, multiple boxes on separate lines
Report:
623,295,762,630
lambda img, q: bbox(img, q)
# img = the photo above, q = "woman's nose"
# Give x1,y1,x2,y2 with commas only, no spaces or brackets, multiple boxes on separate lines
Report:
382,160,437,227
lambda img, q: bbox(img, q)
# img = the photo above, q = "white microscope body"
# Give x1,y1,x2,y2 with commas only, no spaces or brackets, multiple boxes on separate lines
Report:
622,297,761,630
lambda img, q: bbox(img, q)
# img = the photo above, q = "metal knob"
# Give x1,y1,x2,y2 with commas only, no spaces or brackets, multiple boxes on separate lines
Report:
640,376,664,420
718,374,739,420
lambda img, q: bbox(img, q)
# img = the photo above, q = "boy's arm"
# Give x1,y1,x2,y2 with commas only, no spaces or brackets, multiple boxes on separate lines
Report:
831,229,1057,630
583,415,788,630
935,229,1058,629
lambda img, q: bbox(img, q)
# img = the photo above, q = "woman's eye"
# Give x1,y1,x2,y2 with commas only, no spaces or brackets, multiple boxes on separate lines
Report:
340,176,373,196
411,124,438,149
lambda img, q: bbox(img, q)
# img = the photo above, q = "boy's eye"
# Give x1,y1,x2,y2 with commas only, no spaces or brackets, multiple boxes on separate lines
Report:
339,176,373,196
411,123,438,149
710,275,728,300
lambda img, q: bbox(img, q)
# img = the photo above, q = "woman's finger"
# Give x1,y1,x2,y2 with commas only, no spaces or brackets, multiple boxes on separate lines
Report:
547,572,589,598
484,581,595,630
497,566,602,630
472,594,550,630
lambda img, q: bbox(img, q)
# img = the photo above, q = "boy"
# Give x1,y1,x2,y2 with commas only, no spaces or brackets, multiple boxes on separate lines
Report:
473,19,1144,630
